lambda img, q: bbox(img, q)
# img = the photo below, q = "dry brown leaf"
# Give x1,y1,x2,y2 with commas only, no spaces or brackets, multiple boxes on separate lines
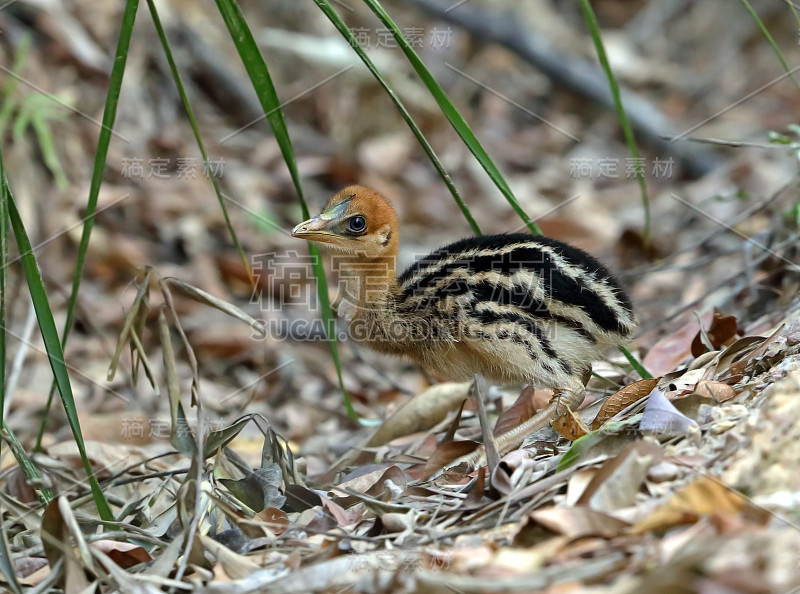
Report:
715,336,766,375
577,440,663,512
41,497,92,593
694,380,736,403
551,406,589,441
492,449,539,495
464,466,487,506
366,382,471,447
255,507,289,536
691,310,738,357
320,497,360,528
632,475,759,534
644,311,713,376
334,465,407,508
421,440,480,479
90,540,152,569
494,386,537,436
591,378,659,430
529,506,629,539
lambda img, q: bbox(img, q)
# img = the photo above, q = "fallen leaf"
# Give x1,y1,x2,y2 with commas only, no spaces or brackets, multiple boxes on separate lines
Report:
576,440,662,512
494,386,536,437
366,382,471,447
591,378,659,430
90,540,152,569
691,310,738,357
529,506,629,538
492,449,539,496
255,507,289,536
551,406,589,441
644,312,713,376
421,441,480,479
632,475,764,533
694,380,736,403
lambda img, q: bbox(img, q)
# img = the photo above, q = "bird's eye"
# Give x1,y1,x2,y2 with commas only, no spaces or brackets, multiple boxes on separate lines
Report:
347,216,367,234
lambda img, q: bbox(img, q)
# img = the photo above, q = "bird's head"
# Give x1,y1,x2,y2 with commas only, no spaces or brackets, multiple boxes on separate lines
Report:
291,185,399,258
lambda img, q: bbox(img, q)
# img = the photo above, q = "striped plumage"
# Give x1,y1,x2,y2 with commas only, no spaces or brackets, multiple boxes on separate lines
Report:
292,186,634,392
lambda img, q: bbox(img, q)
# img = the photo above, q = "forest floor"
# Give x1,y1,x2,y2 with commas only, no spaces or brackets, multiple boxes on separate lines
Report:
1,0,800,592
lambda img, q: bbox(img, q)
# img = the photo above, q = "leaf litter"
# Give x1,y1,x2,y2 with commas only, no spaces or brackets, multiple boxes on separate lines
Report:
3,2,800,591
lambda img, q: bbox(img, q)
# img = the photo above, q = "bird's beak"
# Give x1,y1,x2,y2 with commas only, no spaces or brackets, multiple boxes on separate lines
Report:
291,215,330,239
291,200,349,241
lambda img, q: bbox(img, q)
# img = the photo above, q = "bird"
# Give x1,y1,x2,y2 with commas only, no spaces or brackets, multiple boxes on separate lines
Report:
291,185,635,459
292,185,634,384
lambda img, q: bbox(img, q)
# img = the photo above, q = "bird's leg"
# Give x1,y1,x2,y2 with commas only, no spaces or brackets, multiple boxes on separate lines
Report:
471,374,500,474
445,384,586,472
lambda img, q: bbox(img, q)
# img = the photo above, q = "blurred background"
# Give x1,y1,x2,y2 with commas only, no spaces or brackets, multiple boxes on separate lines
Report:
1,0,798,466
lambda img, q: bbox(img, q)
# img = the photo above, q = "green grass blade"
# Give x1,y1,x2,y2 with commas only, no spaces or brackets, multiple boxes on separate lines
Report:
739,0,800,90
0,35,30,137
64,0,138,352
1,421,52,506
619,345,652,380
2,166,113,522
787,0,800,29
35,0,140,450
360,0,540,235
577,0,651,244
313,0,481,235
0,134,52,505
214,0,356,419
0,120,6,456
145,0,253,281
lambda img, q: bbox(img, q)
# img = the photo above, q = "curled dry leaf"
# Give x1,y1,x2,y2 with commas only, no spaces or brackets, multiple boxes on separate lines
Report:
334,465,407,508
644,311,713,376
493,386,536,437
529,505,630,539
691,310,738,357
591,378,659,430
632,475,767,534
551,406,589,441
366,381,471,447
421,440,480,480
694,380,736,403
90,540,152,569
576,440,663,512
492,449,540,496
255,507,289,536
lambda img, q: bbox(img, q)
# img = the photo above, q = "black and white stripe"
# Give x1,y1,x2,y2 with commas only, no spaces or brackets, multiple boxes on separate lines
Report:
396,233,634,340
